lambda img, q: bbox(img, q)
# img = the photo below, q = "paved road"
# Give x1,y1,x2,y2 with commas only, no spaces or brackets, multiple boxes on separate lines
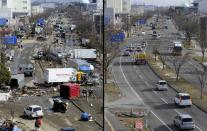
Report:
118,54,207,131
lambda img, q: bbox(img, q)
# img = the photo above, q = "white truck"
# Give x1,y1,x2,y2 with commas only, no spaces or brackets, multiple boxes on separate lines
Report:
44,68,77,83
71,49,97,60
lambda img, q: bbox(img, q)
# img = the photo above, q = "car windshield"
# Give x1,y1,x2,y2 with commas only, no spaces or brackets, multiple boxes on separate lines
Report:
182,118,193,122
33,107,42,112
159,82,166,85
181,96,190,100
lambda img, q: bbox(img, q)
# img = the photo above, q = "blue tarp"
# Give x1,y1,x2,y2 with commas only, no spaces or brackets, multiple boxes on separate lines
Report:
0,18,8,26
81,112,89,120
12,126,21,131
36,18,45,26
3,36,17,45
79,65,91,71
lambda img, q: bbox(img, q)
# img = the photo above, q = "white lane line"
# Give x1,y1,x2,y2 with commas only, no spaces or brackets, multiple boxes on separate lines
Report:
139,75,143,79
153,91,158,94
174,109,203,131
161,98,168,104
119,57,173,131
151,111,173,131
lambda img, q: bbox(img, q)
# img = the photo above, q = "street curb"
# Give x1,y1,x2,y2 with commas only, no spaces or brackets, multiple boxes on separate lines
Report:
147,60,207,114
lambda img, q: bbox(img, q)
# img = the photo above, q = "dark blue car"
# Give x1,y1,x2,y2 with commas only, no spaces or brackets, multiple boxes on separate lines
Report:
60,128,75,131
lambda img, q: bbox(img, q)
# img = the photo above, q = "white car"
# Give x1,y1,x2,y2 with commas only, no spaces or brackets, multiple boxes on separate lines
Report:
174,93,192,107
141,31,146,35
174,114,195,130
156,80,168,91
24,105,44,118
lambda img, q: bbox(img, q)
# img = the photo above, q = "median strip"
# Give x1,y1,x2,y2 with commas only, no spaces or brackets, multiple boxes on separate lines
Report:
147,55,207,113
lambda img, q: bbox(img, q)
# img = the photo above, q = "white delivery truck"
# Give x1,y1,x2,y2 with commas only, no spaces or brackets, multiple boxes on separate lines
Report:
44,68,77,83
71,49,97,60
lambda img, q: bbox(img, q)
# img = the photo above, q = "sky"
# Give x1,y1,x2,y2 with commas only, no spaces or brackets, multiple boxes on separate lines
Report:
132,0,193,7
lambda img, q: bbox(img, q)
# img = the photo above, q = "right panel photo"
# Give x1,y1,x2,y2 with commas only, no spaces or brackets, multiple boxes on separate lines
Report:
104,0,207,131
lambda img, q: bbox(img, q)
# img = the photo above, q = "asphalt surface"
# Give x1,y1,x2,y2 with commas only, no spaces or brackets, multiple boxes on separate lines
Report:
106,17,207,131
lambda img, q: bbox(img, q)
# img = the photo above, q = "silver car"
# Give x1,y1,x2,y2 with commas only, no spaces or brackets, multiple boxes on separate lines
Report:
174,114,195,130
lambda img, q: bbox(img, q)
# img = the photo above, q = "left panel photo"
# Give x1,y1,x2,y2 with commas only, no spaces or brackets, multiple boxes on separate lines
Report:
0,0,103,130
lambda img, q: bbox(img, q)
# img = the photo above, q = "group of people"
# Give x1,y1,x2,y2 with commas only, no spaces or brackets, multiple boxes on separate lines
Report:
82,88,94,97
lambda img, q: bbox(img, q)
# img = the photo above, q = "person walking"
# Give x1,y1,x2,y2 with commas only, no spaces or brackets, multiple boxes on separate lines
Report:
35,116,42,131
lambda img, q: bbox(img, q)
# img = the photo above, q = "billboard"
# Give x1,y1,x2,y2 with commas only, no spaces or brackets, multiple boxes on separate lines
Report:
3,36,17,45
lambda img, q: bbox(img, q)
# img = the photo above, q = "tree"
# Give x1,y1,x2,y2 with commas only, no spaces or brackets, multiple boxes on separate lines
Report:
0,63,11,85
170,53,190,81
195,65,207,99
104,25,121,84
158,52,167,70
198,40,207,62
152,46,159,61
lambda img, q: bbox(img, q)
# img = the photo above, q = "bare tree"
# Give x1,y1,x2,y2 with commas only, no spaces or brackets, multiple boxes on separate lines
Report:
152,46,159,61
158,52,167,70
171,53,190,81
195,65,207,99
173,14,198,46
104,25,121,84
198,40,207,62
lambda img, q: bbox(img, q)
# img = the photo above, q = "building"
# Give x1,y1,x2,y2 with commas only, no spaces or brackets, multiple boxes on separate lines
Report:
131,4,144,15
0,0,31,17
192,0,207,14
104,7,115,25
122,0,131,14
106,0,123,14
0,0,31,25
31,5,44,15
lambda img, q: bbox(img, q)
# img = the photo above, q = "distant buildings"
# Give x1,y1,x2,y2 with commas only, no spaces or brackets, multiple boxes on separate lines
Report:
192,0,207,14
104,0,132,25
0,0,31,24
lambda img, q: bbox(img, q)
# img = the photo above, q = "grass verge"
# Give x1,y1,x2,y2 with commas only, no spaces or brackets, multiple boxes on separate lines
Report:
147,55,207,113
192,56,207,63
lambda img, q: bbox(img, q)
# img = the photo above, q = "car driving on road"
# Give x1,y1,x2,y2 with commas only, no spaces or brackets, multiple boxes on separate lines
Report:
156,80,168,91
174,114,195,130
174,93,192,107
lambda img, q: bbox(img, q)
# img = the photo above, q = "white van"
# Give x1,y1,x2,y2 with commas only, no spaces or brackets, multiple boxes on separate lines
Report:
174,93,192,107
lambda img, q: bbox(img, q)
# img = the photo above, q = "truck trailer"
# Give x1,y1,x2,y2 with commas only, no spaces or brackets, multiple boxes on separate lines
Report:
71,49,96,60
44,68,77,83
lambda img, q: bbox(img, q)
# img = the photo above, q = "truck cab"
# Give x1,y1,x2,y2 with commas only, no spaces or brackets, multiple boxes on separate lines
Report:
172,41,182,56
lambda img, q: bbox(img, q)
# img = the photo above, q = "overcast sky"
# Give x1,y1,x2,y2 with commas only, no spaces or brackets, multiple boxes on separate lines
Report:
132,0,193,7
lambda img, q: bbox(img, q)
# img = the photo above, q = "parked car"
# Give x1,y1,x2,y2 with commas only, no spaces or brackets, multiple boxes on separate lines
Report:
174,114,195,130
24,105,44,118
174,93,192,107
156,80,168,91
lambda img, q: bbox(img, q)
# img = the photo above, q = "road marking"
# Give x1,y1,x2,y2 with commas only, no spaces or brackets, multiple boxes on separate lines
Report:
161,98,168,104
153,91,158,94
119,56,173,131
151,111,173,131
104,116,115,131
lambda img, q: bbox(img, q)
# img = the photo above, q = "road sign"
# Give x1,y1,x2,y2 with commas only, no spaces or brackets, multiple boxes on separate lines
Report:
3,36,17,45
0,18,8,26
135,119,144,130
111,32,125,42
104,16,110,25
138,19,146,25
